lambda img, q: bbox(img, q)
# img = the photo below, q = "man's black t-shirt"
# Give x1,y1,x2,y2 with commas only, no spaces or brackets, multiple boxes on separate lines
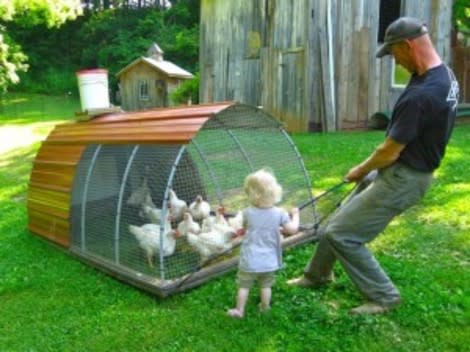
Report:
387,64,459,172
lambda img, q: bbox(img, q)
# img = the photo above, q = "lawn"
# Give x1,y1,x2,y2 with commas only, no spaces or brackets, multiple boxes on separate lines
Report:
0,94,468,351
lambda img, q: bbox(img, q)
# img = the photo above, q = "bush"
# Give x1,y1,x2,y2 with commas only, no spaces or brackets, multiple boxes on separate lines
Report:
170,72,199,105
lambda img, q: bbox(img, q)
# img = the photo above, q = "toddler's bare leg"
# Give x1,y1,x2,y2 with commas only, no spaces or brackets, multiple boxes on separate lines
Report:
260,287,271,311
227,288,249,318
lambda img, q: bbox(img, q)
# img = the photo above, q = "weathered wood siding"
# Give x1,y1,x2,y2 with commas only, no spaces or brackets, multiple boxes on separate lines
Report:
452,46,470,103
200,0,312,132
200,0,454,132
119,63,181,111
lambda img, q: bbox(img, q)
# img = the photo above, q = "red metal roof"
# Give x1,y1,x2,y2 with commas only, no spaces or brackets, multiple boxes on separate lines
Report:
47,101,234,145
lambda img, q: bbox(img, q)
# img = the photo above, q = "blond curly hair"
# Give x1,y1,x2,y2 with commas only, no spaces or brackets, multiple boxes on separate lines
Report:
243,168,283,208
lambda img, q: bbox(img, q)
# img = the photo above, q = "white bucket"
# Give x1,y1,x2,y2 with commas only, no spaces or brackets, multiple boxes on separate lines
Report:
76,69,110,111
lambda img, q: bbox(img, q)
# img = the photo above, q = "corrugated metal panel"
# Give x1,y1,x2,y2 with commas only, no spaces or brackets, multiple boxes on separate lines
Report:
27,102,235,247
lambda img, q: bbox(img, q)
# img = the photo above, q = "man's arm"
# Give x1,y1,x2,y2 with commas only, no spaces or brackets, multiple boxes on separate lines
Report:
345,136,405,182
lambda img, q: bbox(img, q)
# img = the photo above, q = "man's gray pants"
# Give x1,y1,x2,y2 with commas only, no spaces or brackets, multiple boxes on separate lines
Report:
304,162,432,306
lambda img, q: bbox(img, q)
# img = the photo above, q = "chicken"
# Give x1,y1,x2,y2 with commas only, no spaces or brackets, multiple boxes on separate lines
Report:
228,210,244,234
127,177,150,206
213,206,236,237
128,217,176,268
187,229,233,260
177,212,201,238
189,195,211,222
168,189,188,222
141,205,163,224
142,193,156,209
201,215,216,233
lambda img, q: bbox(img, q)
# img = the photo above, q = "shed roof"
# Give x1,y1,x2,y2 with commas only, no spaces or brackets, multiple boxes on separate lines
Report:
116,57,194,79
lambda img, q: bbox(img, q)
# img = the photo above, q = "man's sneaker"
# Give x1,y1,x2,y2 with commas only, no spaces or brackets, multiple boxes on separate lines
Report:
349,300,400,315
286,274,334,289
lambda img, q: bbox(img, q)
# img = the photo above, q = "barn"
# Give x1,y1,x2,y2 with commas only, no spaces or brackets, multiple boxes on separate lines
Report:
117,43,194,111
199,0,453,132
27,103,318,296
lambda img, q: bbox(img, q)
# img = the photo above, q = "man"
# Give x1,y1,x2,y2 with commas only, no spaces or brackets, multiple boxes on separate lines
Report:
287,17,459,314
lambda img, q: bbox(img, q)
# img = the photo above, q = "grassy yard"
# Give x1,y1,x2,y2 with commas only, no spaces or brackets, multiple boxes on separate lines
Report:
0,94,468,351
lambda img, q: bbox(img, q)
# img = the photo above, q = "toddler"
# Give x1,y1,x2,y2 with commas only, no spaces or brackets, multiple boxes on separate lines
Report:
227,168,299,318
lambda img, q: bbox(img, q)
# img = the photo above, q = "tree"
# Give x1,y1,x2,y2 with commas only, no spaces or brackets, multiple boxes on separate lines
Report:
0,0,82,91
453,0,470,40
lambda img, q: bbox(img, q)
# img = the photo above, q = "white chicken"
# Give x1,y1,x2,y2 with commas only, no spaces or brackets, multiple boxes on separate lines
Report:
201,215,216,233
213,206,236,237
127,177,150,206
168,189,188,222
177,212,201,238
228,210,244,234
189,195,211,222
187,229,233,260
128,217,176,268
142,193,156,209
141,205,163,224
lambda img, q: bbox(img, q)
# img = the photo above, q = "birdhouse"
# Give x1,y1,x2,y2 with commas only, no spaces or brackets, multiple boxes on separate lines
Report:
27,102,317,297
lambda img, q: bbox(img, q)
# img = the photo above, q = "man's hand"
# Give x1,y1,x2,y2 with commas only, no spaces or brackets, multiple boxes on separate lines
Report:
345,136,405,183
345,164,369,182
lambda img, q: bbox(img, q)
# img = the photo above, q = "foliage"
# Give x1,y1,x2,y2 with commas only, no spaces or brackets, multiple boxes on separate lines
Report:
9,4,199,96
171,72,199,104
0,93,469,351
0,0,82,92
453,0,470,37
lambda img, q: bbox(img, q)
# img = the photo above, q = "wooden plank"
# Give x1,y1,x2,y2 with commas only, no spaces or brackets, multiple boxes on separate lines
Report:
30,161,75,175
346,30,360,124
336,0,352,130
28,210,70,233
318,0,336,131
28,200,69,219
28,223,70,247
28,188,70,206
50,122,203,137
357,27,369,127
30,170,74,189
45,132,197,144
29,181,72,193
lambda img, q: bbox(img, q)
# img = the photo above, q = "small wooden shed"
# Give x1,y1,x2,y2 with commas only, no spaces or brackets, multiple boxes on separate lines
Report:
117,43,193,111
199,0,453,132
27,103,317,296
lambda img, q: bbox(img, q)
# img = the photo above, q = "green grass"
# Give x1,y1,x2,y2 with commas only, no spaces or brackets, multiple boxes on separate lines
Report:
0,92,80,125
0,94,469,351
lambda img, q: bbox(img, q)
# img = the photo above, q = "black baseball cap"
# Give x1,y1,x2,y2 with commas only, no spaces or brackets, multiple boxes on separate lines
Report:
376,17,428,58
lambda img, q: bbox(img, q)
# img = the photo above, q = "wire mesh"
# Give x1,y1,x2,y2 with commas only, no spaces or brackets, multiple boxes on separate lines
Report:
70,104,317,293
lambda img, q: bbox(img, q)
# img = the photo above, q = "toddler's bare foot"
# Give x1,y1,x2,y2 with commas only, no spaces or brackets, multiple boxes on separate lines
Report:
227,308,244,319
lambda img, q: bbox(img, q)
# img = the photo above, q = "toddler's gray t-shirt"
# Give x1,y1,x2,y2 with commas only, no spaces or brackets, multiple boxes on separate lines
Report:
238,206,290,272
